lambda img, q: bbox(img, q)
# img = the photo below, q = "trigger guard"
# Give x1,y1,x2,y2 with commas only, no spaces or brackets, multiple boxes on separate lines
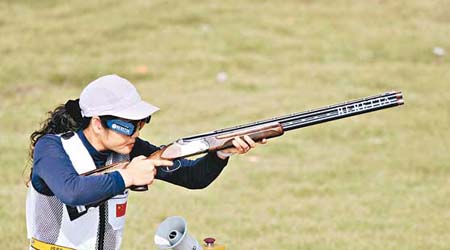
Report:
160,159,182,173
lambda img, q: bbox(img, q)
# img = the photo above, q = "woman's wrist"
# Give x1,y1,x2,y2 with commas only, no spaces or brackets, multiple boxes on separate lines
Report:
118,169,133,188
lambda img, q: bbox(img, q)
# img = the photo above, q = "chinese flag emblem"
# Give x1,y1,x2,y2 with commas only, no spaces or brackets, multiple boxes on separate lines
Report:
116,202,127,217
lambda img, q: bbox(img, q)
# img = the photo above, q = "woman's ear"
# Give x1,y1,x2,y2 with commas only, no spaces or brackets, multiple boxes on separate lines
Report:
90,116,105,135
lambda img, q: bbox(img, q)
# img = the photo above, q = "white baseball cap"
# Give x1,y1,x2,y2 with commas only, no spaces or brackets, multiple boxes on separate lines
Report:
79,74,159,120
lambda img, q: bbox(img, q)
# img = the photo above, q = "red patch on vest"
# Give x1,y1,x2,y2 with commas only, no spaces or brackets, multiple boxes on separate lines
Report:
116,202,127,217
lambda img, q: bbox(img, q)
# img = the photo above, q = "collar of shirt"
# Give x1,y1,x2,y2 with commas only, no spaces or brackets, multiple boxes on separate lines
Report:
77,130,111,167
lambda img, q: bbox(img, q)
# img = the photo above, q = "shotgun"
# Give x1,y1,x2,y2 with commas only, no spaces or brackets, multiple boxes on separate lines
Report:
83,91,404,191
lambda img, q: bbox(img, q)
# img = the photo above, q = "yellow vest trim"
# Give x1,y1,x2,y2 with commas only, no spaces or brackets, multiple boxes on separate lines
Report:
30,238,76,250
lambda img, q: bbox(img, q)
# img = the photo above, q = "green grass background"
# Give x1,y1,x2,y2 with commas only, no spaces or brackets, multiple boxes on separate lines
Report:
1,0,449,249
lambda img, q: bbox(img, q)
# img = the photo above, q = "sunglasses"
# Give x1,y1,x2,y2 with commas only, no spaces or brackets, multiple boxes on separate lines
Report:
101,116,151,136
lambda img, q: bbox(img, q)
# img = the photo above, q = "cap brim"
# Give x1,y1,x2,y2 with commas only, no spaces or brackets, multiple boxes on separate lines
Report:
111,101,160,120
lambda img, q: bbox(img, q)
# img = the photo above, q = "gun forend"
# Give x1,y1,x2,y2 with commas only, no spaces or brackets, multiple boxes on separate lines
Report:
211,122,284,150
157,122,284,160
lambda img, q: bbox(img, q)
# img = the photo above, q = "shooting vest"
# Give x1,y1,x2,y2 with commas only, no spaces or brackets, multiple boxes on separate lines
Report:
26,132,129,250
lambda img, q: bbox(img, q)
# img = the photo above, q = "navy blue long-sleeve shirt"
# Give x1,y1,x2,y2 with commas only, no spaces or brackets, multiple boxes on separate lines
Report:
31,130,228,206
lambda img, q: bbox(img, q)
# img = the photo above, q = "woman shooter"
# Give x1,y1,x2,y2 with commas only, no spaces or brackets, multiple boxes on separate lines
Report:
26,75,261,250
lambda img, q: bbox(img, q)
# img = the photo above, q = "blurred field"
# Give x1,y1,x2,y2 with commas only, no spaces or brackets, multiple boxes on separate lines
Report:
1,0,449,249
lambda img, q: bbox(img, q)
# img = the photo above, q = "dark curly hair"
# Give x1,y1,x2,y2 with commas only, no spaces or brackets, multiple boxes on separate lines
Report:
26,99,90,184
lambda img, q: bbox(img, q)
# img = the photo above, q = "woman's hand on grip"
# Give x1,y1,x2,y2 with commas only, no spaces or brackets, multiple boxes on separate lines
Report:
118,155,173,187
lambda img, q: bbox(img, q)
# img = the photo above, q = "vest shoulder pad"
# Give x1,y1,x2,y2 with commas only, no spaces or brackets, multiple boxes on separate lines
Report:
61,131,75,140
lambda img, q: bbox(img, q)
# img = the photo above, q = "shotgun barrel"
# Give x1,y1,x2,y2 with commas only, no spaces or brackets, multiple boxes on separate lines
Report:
182,91,403,140
280,91,403,131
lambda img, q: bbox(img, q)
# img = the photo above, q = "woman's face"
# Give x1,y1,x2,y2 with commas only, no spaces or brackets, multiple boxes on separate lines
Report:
101,128,139,154
91,117,146,154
